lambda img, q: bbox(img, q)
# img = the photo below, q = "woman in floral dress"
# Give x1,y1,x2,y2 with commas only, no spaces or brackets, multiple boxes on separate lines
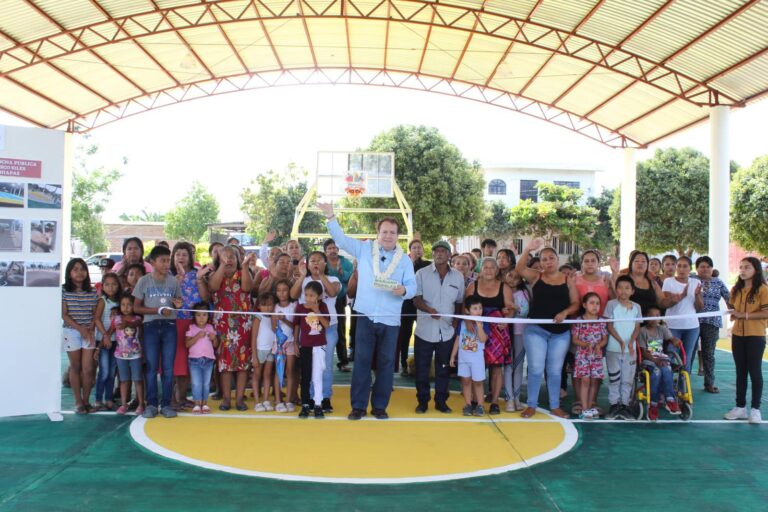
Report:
207,245,255,411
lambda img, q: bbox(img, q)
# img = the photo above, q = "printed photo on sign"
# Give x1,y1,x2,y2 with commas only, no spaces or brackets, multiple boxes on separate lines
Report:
27,183,62,209
0,261,24,287
25,261,60,287
0,219,22,252
29,220,57,253
0,182,24,208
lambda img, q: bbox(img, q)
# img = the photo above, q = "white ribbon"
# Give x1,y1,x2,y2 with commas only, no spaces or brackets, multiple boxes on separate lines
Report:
158,307,731,325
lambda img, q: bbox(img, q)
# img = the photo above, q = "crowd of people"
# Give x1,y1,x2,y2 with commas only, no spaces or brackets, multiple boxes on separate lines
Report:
62,207,768,424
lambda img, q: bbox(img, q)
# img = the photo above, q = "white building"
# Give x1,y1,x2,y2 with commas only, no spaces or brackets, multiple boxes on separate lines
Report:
455,165,601,263
482,164,599,208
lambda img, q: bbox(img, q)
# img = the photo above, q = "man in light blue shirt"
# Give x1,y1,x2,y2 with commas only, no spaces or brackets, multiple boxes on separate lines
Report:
318,202,416,420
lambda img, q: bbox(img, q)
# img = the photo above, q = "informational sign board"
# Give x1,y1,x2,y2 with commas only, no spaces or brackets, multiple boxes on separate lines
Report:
315,151,395,201
0,124,69,418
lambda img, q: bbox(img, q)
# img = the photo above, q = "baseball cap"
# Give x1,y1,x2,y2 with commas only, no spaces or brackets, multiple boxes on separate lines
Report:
432,240,452,252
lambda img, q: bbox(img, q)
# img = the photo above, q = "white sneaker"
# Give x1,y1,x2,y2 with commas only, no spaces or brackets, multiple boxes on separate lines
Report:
275,402,288,413
505,400,516,413
286,402,296,412
254,402,266,412
514,398,523,411
724,407,748,420
263,401,275,412
749,408,762,424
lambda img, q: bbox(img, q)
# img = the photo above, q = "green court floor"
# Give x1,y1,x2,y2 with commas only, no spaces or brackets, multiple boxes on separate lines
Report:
1,348,765,512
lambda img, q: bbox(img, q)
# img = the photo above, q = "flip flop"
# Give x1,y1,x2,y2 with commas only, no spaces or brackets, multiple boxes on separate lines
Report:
219,402,231,411
75,404,88,415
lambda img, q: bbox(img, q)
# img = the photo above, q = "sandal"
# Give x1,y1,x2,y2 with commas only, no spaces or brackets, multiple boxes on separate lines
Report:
520,407,536,418
550,408,570,419
337,365,351,373
235,402,248,411
570,401,583,415
219,402,231,411
201,405,211,414
704,385,720,394
75,404,88,415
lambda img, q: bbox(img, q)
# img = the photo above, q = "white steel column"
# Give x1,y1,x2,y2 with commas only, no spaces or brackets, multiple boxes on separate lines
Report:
620,147,636,266
709,106,730,273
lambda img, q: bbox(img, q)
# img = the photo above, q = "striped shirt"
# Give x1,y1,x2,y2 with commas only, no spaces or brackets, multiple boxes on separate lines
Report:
62,289,99,327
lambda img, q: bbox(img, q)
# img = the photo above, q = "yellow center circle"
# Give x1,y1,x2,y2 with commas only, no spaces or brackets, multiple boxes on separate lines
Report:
130,386,578,483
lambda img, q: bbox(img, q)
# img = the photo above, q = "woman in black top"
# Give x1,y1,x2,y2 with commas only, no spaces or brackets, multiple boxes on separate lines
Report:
516,238,579,418
610,251,666,313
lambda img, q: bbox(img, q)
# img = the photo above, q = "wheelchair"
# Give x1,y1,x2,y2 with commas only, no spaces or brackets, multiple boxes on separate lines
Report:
632,345,693,421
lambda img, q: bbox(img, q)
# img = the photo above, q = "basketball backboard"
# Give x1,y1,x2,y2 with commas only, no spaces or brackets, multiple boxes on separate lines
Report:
315,151,394,201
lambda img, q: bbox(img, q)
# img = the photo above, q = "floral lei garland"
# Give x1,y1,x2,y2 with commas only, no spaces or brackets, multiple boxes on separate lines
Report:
372,240,404,280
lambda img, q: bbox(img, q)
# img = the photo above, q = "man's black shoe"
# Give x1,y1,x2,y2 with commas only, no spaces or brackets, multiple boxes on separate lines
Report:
348,408,366,420
371,408,389,420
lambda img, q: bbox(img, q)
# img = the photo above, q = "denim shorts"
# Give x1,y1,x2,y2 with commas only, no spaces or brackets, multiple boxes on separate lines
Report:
63,327,95,352
116,357,143,382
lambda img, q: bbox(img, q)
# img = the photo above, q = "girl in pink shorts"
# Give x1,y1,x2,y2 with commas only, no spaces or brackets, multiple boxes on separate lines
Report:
571,292,608,420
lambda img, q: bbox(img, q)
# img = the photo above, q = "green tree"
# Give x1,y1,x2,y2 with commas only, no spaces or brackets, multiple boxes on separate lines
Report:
586,187,618,256
731,155,768,255
482,201,513,240
508,183,598,246
71,140,122,255
240,165,324,251
119,209,166,222
165,181,220,242
340,125,485,242
610,147,740,256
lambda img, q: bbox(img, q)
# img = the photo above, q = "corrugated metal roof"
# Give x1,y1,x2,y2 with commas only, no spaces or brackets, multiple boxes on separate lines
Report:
0,0,766,147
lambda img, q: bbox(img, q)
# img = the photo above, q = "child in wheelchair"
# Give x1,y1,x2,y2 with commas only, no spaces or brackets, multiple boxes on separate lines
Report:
636,306,684,421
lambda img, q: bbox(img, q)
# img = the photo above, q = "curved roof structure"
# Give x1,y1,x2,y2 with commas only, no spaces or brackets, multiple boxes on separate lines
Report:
0,0,766,147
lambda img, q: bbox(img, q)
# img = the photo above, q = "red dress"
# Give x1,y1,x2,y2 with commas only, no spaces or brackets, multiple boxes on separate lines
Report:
213,271,253,372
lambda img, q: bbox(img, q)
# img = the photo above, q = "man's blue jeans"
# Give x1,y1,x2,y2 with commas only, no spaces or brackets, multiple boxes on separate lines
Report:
142,319,177,408
350,316,399,411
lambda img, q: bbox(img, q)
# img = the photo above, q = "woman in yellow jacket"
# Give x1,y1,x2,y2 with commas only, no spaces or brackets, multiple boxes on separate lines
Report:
725,257,768,424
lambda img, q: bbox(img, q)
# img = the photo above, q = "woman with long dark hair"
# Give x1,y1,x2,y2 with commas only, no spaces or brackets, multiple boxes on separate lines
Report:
724,257,768,424
61,258,99,414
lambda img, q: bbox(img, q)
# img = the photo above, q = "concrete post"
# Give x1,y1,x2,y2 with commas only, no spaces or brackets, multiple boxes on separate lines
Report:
709,106,730,275
620,148,636,266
